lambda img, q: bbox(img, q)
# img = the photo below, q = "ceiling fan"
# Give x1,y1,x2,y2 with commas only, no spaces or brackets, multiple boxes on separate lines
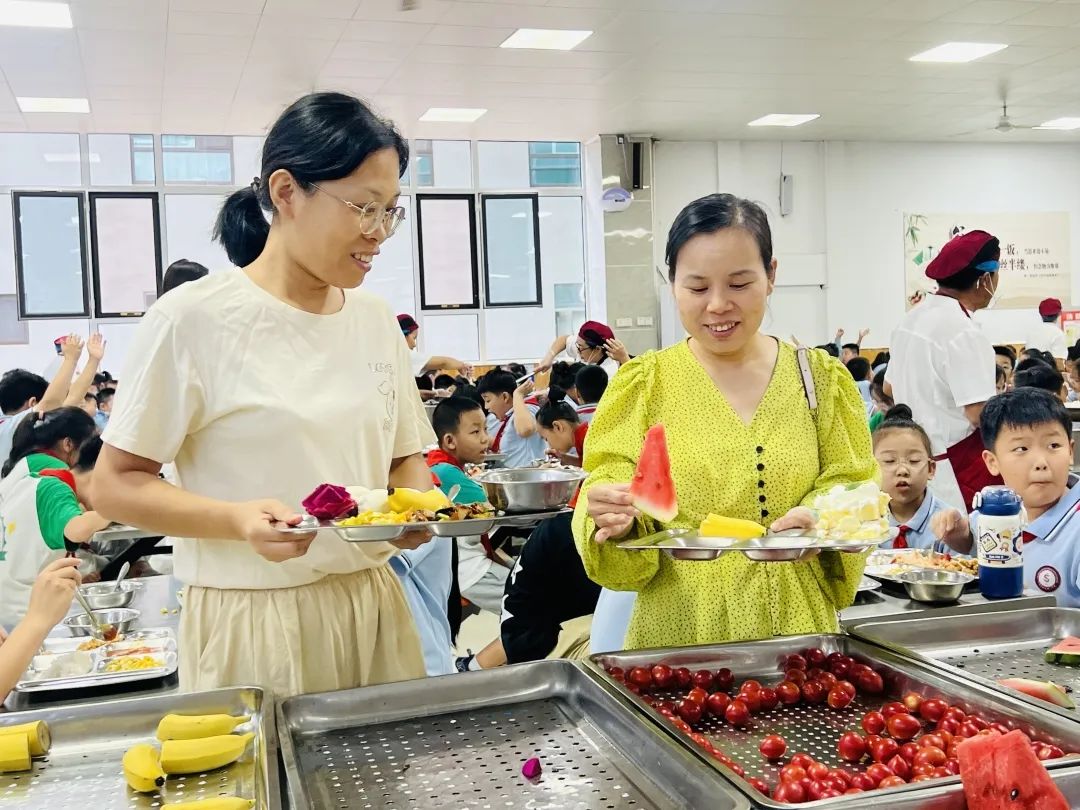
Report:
951,81,1038,136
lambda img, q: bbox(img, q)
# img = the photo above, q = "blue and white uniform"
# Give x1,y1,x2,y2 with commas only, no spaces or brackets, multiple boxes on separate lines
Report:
589,588,637,654
884,490,952,552
1019,474,1080,607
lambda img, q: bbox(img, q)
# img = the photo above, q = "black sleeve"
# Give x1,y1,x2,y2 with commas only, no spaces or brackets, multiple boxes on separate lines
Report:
500,513,602,664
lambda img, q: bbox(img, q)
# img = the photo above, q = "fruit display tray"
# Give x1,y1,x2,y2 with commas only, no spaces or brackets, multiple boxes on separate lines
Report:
277,660,751,810
0,686,278,809
589,634,1080,808
275,508,569,542
617,527,895,562
849,606,1080,723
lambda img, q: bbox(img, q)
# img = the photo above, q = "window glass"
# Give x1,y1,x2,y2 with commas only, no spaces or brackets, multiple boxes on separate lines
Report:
162,135,233,183
89,193,161,317
414,140,470,188
0,134,82,187
529,142,582,187
482,194,541,307
416,195,478,310
13,192,88,317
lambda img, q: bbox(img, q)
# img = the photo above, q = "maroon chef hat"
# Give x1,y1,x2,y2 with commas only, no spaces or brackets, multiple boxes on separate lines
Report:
397,314,419,335
1039,298,1063,318
578,320,614,348
925,230,1000,281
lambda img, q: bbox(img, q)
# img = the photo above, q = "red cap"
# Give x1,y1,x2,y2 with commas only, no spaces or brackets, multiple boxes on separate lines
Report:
578,320,614,347
397,314,419,335
925,230,1000,281
1039,298,1062,318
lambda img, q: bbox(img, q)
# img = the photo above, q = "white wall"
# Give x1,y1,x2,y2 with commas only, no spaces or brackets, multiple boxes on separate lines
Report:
652,139,1080,349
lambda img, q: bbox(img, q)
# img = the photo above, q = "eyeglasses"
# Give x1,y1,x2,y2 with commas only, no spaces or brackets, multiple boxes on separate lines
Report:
310,183,406,237
878,458,929,471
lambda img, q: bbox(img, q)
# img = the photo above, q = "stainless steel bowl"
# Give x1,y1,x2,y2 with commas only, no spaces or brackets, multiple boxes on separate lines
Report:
900,569,974,603
62,608,140,637
78,581,136,610
477,468,586,513
481,453,508,469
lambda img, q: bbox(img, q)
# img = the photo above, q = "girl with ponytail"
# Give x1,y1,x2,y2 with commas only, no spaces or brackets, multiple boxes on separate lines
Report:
94,92,435,697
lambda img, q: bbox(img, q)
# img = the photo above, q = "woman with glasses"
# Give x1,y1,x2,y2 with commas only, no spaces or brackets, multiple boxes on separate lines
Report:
93,92,434,697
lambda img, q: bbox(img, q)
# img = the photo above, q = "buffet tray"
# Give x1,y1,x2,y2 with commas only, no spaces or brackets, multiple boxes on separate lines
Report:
278,660,751,810
864,550,980,584
849,606,1080,723
0,685,278,809
15,628,178,693
275,508,570,542
589,634,1080,808
617,527,895,561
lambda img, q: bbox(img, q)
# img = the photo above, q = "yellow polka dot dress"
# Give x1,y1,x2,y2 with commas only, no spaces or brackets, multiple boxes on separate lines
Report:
573,340,877,650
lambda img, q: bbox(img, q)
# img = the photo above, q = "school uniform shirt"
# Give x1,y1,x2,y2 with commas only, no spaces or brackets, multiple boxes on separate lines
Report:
1018,474,1080,607
576,402,598,425
103,270,430,590
1026,322,1068,360
0,409,34,471
390,539,454,676
590,588,638,654
94,411,109,431
429,454,492,593
884,491,951,552
562,337,620,379
0,454,83,627
492,407,548,469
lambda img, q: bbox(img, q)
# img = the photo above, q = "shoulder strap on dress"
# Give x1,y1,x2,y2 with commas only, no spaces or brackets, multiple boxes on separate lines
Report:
789,336,818,414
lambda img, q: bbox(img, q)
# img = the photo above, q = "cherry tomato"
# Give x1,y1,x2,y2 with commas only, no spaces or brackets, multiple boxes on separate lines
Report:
674,667,692,689
865,763,893,786
912,774,935,783
912,763,936,778
686,686,708,706
821,789,844,799
918,734,946,750
902,692,923,713
857,670,885,694
826,651,845,667
656,699,677,714
785,669,808,687
837,731,867,762
944,758,961,775
729,762,745,778
919,698,948,723
724,699,750,728
887,713,922,741
990,722,1011,736
706,692,731,717
861,711,886,735
740,689,763,713
871,737,899,764
676,698,703,724
816,671,839,690
958,721,981,739
779,764,807,784
879,775,907,788
829,768,853,787
748,777,769,796
689,732,712,751
760,734,788,760
607,666,624,679
785,654,808,671
844,787,865,795
970,716,989,731
801,681,827,705
805,648,827,667
882,701,909,719
831,659,852,679
773,781,806,803
805,780,828,802
898,742,919,763
739,679,763,694
790,753,815,770
827,685,855,710
713,667,734,692
626,683,641,695
690,669,713,691
943,707,967,723
776,681,801,705
913,746,947,768
848,663,873,681
850,772,877,791
807,761,830,781
887,754,911,780
670,717,691,734
806,667,826,681
932,766,950,779
759,687,780,712
651,664,674,689
711,749,733,766
627,667,652,689
1036,745,1057,761
937,717,961,736
1044,745,1065,760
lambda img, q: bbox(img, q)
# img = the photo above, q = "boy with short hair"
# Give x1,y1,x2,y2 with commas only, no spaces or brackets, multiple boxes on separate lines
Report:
932,388,1080,605
95,387,116,430
574,364,609,425
476,371,547,469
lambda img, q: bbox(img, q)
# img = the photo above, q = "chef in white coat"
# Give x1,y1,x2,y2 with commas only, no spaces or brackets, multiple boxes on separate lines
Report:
1026,298,1068,362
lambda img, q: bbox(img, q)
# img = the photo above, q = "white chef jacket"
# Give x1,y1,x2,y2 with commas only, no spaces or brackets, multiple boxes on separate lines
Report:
561,336,620,378
1025,321,1068,360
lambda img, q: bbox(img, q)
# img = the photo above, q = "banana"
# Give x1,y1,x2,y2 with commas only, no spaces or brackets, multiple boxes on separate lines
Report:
0,720,50,757
122,743,165,793
162,799,254,810
699,514,767,539
387,487,450,513
156,713,248,742
0,733,30,773
161,732,254,775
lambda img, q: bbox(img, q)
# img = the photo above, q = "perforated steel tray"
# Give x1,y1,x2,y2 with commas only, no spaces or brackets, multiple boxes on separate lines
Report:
278,660,751,810
0,685,277,808
850,606,1080,723
590,634,1080,808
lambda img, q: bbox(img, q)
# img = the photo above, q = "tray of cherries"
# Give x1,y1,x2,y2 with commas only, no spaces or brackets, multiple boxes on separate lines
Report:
589,634,1080,807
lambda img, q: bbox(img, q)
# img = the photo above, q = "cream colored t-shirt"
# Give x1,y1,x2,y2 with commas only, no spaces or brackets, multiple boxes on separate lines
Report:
103,271,429,590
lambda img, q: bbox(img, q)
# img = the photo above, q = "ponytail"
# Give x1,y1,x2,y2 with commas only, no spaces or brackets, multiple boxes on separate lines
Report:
537,388,580,429
213,185,270,268
3,407,97,478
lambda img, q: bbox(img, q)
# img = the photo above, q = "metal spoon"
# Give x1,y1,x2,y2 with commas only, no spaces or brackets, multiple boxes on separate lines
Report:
72,588,116,641
112,561,130,593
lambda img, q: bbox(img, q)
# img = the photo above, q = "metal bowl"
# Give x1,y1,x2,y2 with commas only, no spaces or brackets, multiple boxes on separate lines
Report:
477,467,586,513
900,569,974,603
62,608,140,637
78,581,136,610
481,453,508,469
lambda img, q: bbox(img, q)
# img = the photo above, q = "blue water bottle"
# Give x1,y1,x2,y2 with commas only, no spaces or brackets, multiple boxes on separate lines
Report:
972,486,1024,599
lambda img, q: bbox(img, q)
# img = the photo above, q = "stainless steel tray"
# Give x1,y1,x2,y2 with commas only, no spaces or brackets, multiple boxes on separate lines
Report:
16,628,178,693
617,527,895,561
275,508,570,542
278,660,751,809
850,606,1080,723
0,685,278,809
865,550,980,584
589,633,1080,808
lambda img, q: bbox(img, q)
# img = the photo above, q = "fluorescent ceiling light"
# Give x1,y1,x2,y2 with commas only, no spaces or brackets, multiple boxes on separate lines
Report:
909,42,1007,63
1035,117,1080,131
0,1,71,28
500,28,592,50
419,107,486,123
747,113,819,128
17,96,89,113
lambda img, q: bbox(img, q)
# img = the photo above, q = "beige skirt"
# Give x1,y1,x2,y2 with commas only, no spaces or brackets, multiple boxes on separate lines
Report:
179,566,425,699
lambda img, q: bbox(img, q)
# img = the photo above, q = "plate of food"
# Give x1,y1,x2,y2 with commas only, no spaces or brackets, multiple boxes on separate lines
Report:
16,628,178,692
864,548,979,582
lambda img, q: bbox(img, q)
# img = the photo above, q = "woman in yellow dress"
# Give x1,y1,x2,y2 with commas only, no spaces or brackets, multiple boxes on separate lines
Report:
574,193,876,649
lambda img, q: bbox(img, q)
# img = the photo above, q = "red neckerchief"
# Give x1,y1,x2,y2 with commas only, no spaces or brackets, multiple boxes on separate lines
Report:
573,422,590,460
40,467,77,495
426,449,463,471
934,292,971,318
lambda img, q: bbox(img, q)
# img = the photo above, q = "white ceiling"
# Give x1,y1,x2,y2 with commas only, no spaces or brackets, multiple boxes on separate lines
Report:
2,0,1080,142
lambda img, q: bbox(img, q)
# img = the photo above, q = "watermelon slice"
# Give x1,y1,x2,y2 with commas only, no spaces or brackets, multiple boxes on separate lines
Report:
958,729,1069,810
1045,636,1080,666
630,424,678,523
998,678,1075,709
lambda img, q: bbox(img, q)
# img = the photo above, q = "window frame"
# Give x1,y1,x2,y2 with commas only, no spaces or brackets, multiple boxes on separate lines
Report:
415,193,481,312
12,190,91,319
480,192,543,308
87,191,164,319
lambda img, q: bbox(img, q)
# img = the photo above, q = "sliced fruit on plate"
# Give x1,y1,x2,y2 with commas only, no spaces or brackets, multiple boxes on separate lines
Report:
630,424,678,523
1045,636,1080,666
958,729,1068,810
699,514,765,539
997,678,1075,709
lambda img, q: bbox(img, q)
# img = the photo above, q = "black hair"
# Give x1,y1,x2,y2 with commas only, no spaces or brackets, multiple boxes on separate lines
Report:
1068,340,1080,363
871,367,893,408
96,387,115,408
994,345,1017,365
93,371,113,386
575,364,609,405
0,370,47,415
937,237,1000,292
549,362,577,393
872,404,933,455
1043,313,1060,323
504,363,528,380
452,384,483,409
817,343,840,358
74,435,102,473
846,356,872,381
161,258,210,294
1015,357,1052,375
871,351,890,368
477,371,517,397
83,393,96,403
1013,361,1065,397
995,365,1007,386
981,388,1072,450
433,374,457,390
213,91,409,268
415,376,434,392
841,343,860,353
536,388,580,429
3,406,97,477
432,396,484,444
665,193,772,282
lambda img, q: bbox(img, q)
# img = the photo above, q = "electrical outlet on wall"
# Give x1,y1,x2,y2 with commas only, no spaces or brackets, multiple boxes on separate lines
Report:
637,316,653,327
615,318,633,328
